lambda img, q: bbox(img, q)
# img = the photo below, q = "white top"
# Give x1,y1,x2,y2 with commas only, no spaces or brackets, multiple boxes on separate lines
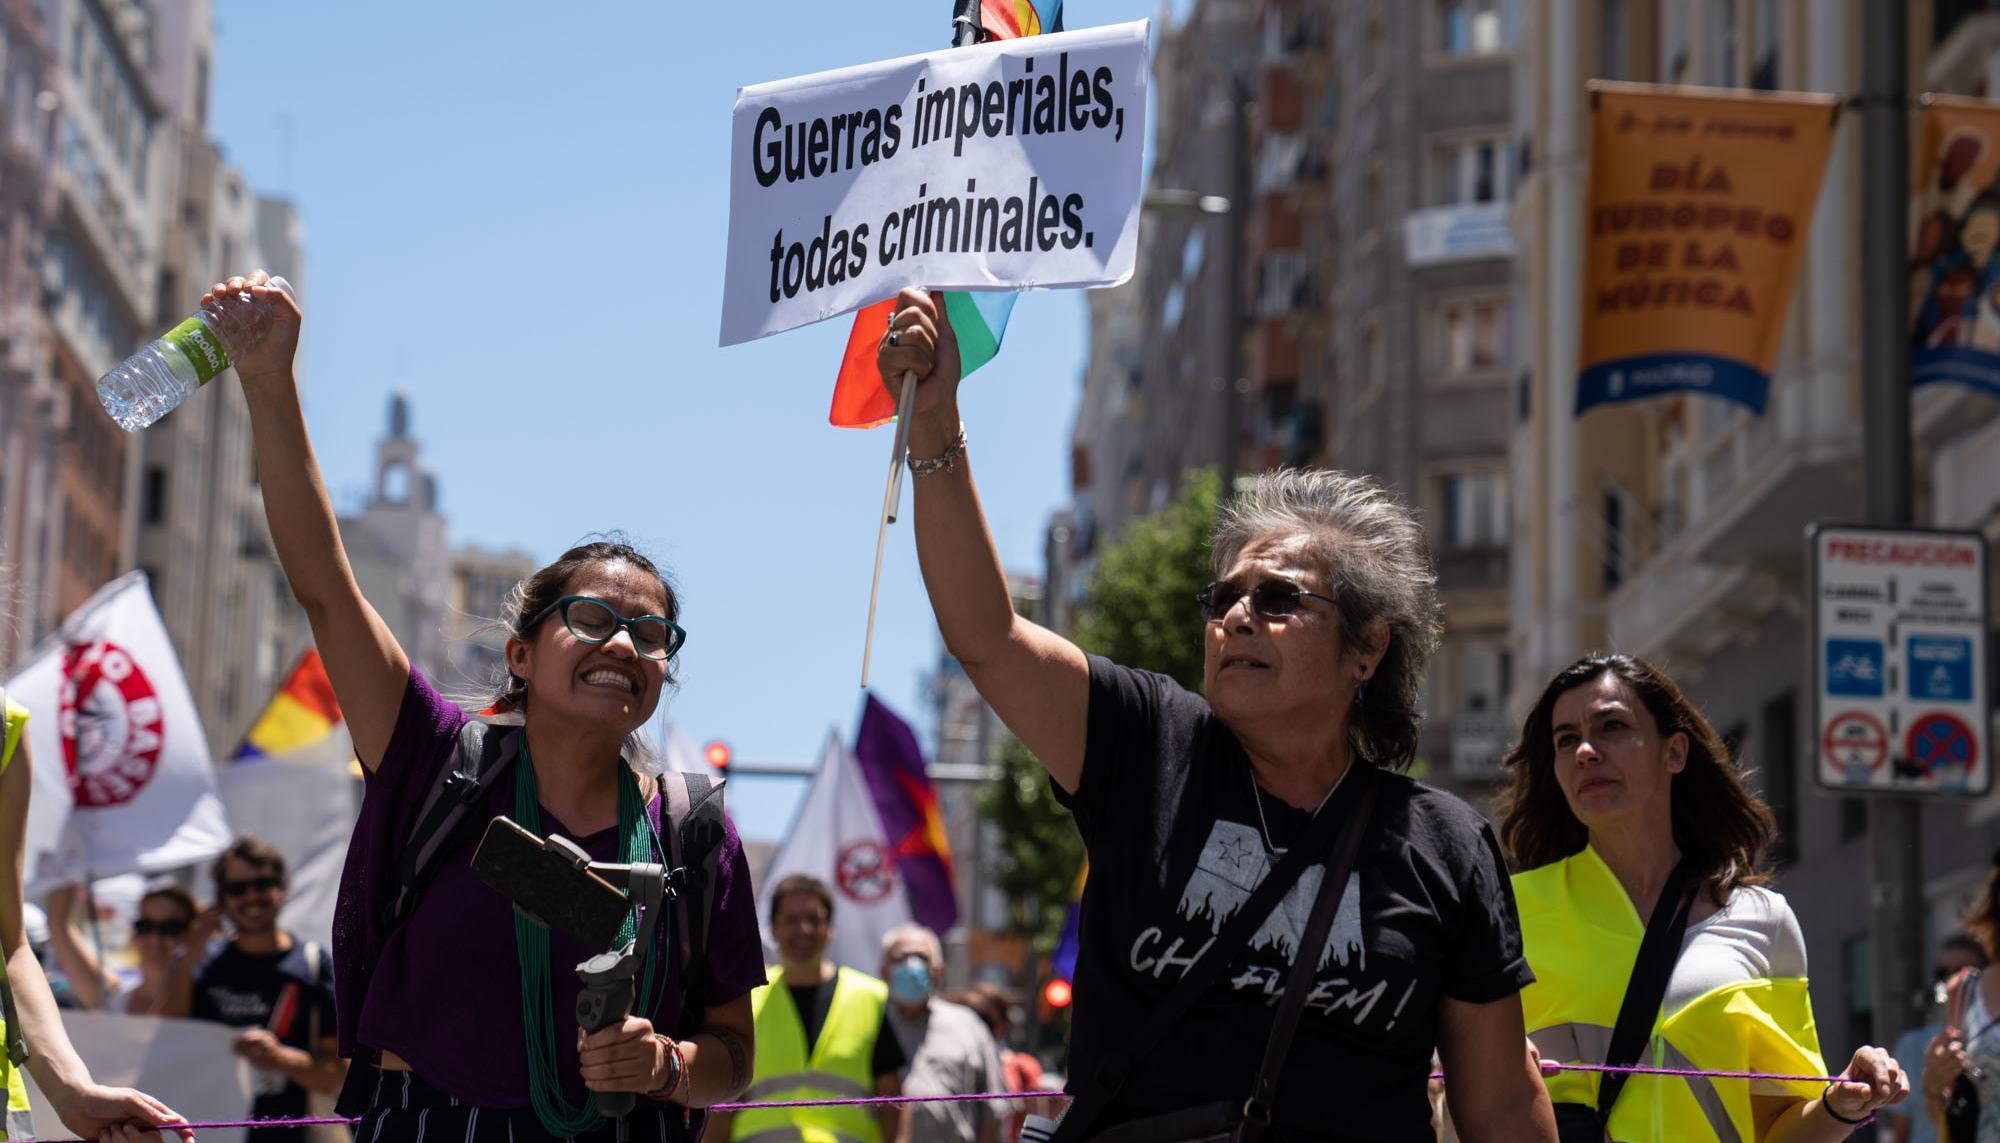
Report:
1662,885,1809,1019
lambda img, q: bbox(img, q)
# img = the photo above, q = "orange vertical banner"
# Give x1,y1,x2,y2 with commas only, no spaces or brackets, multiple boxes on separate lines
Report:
1577,82,1838,417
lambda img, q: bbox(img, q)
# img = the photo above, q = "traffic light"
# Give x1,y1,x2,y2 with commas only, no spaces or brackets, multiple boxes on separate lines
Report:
703,739,732,777
1041,977,1072,1010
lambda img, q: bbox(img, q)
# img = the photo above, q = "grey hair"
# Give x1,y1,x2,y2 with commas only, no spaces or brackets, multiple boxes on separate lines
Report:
881,922,944,968
1211,468,1443,769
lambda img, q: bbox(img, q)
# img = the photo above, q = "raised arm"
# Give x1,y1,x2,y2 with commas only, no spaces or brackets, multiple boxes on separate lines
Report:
220,271,408,768
1,739,194,1141
877,288,1091,794
41,885,116,1010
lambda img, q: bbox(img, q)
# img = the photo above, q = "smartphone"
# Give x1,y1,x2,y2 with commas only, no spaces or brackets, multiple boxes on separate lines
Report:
469,816,631,952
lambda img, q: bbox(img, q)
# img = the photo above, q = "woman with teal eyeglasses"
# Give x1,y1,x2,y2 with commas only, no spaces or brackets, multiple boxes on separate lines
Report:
222,270,764,1142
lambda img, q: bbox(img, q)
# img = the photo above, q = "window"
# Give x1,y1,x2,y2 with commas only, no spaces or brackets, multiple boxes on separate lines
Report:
1430,137,1512,206
1460,644,1503,714
1360,167,1384,236
1750,0,1779,89
1707,0,1739,85
1601,484,1631,590
1441,471,1509,549
1435,297,1511,377
1762,693,1798,866
1437,0,1507,56
1597,0,1630,78
1357,322,1385,404
141,465,165,525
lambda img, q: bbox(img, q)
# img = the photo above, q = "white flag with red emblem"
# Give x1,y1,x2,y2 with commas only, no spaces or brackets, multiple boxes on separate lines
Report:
2,572,230,890
757,729,911,975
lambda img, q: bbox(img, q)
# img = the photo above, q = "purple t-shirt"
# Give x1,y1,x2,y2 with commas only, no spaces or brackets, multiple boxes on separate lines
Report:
330,668,765,1108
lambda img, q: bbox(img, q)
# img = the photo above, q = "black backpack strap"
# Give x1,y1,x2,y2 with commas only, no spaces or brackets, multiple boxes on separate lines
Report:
1593,860,1697,1132
659,770,727,1021
381,720,520,929
1238,767,1380,1141
1051,764,1376,1143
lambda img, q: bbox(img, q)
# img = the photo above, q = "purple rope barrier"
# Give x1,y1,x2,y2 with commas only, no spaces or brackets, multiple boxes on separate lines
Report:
12,1062,1877,1141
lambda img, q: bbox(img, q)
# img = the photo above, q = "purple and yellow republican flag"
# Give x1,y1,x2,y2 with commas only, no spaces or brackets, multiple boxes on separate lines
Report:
233,649,342,761
1577,82,1837,416
853,693,959,936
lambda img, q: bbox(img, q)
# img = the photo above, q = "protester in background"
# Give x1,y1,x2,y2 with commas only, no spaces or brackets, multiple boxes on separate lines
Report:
158,836,341,1143
878,287,1556,1143
1498,652,1908,1141
956,982,1052,1143
1883,935,1988,1143
223,269,763,1142
710,875,906,1143
1923,861,2000,1142
881,925,1004,1143
46,883,209,1016
0,685,193,1142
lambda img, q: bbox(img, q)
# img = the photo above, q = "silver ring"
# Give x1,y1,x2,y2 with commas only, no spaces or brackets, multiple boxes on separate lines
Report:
887,330,899,347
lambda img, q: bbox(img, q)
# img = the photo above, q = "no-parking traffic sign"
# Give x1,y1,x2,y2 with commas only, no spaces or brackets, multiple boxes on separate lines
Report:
1811,525,1990,794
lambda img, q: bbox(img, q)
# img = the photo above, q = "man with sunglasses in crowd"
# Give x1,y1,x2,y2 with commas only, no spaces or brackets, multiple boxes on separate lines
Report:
163,836,346,1142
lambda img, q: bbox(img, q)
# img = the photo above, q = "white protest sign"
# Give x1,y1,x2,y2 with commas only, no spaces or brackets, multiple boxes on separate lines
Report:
720,19,1148,346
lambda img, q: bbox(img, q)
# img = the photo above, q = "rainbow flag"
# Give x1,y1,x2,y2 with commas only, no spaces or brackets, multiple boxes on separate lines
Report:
233,649,342,761
852,693,959,935
824,0,1056,429
981,0,1061,38
830,293,1021,428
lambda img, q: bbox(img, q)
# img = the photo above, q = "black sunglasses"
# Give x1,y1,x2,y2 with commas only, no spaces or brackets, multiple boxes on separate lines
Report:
1195,579,1337,622
528,595,686,661
222,875,283,897
133,917,190,937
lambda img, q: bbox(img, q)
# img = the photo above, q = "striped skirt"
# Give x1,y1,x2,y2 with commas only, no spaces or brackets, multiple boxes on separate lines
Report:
351,1067,697,1143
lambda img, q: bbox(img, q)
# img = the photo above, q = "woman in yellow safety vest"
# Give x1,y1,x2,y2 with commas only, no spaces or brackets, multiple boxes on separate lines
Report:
1495,653,1907,1142
0,687,192,1142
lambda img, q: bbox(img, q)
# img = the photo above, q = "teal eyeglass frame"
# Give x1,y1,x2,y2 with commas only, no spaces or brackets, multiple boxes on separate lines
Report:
527,595,687,660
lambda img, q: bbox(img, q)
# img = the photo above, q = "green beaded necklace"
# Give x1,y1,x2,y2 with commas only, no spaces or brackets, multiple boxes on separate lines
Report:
512,736,664,1137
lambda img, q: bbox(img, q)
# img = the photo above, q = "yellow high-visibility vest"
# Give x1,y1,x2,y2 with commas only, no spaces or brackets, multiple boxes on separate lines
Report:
1514,846,1826,1143
733,965,888,1143
1,696,32,1141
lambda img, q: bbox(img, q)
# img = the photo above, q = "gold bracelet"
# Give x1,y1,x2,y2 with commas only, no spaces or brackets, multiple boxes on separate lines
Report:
907,427,967,477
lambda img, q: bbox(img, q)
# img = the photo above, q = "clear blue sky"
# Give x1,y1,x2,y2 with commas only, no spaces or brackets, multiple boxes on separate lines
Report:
210,3,1168,840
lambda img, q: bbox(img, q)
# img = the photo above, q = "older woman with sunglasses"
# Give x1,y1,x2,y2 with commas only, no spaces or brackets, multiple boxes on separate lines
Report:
225,272,764,1142
878,288,1555,1143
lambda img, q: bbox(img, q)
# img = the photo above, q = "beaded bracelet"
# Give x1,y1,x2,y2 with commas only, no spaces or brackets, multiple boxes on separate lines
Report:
645,1035,685,1103
908,427,967,477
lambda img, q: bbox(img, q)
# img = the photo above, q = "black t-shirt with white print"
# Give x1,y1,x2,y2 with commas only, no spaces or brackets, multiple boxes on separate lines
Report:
1054,656,1533,1142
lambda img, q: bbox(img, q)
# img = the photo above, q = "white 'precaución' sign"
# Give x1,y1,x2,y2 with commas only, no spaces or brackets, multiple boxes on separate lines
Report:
1811,524,1991,795
719,20,1148,346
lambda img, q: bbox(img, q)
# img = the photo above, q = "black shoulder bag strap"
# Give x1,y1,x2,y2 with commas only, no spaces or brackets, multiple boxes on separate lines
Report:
1591,860,1696,1134
1235,767,1381,1143
1052,764,1380,1143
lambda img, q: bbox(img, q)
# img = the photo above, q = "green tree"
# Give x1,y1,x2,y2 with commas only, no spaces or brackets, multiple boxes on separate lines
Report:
978,470,1219,958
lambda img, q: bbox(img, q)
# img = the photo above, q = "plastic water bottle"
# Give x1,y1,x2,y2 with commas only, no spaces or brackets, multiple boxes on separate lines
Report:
95,276,293,431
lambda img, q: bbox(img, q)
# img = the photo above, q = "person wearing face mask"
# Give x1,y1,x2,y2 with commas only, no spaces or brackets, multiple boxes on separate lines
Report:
880,926,1006,1143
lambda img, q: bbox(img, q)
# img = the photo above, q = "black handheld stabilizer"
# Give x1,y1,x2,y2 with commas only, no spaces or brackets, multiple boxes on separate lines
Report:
471,816,674,1134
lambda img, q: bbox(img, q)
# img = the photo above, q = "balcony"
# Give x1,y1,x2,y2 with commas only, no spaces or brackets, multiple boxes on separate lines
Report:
1676,378,1860,566
1605,551,1773,665
1403,202,1515,267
